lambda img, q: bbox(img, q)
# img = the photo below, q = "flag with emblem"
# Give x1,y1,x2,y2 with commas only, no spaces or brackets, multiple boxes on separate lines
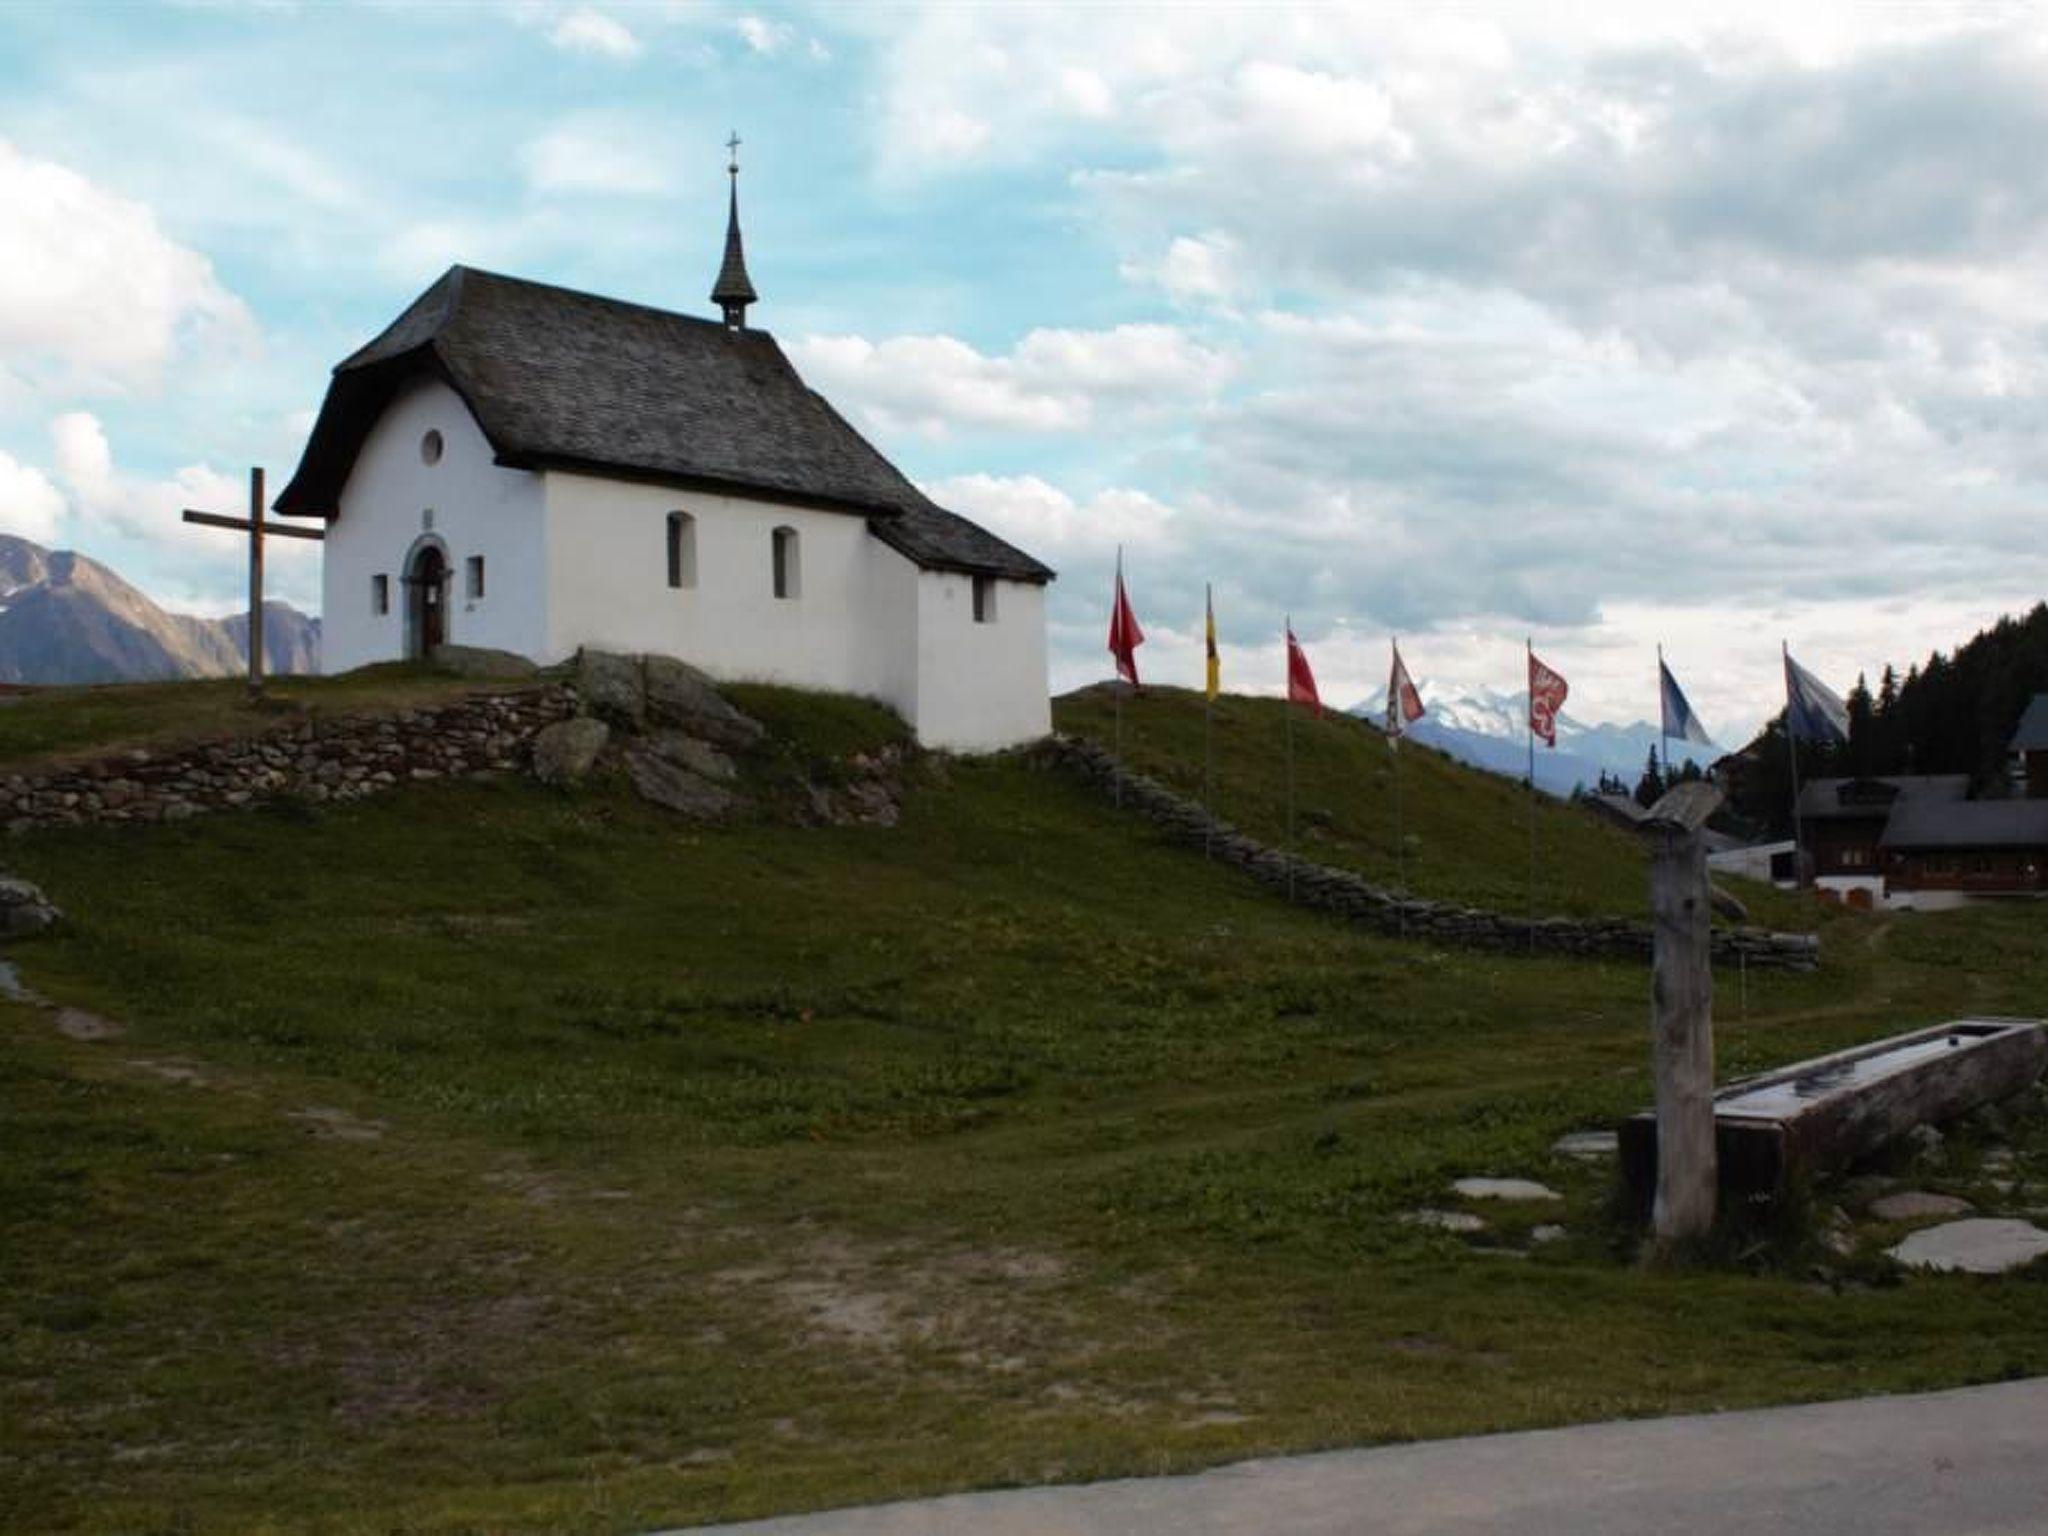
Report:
1528,646,1568,748
1387,641,1425,744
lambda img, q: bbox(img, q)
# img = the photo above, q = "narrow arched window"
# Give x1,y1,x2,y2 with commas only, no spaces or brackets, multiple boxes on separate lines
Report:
666,511,697,589
772,526,800,600
972,575,997,624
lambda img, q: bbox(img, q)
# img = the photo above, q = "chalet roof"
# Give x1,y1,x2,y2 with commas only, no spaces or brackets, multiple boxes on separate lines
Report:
1796,774,1970,822
2010,694,2048,753
1881,799,2048,851
273,266,1052,584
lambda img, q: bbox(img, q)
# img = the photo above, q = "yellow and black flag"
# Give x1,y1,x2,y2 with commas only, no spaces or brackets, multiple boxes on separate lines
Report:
1205,584,1220,701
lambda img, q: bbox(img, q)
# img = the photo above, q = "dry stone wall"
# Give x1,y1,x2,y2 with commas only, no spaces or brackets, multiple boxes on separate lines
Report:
1042,734,1820,972
1,687,574,835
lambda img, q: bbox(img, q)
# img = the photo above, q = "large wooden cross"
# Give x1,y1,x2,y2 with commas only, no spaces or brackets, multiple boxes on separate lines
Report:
182,467,325,696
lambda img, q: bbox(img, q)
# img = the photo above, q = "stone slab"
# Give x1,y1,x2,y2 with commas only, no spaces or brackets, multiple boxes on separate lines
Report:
1888,1218,2048,1274
1453,1177,1561,1202
1552,1131,1618,1159
1867,1190,1974,1222
1400,1209,1487,1234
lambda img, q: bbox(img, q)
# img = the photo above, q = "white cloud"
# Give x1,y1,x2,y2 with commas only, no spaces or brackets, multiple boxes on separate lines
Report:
847,7,2048,732
788,325,1231,437
49,411,241,547
521,118,673,197
0,451,66,545
0,137,254,397
924,473,1175,562
1122,233,1243,307
0,411,315,609
548,7,641,60
50,411,114,508
736,15,794,55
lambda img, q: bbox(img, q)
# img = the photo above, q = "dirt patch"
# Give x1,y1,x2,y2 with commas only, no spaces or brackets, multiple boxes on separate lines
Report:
330,1292,548,1428
711,1230,1075,1365
55,1007,124,1042
482,1165,637,1206
286,1106,388,1143
126,1057,208,1086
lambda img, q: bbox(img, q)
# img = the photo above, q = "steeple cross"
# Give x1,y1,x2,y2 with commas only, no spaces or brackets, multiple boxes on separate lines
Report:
726,131,741,173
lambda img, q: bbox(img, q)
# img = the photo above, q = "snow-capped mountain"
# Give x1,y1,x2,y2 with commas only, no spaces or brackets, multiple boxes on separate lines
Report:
1352,683,1715,797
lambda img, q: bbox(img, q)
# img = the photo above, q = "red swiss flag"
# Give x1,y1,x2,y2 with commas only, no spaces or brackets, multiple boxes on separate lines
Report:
1286,625,1322,717
1107,562,1145,687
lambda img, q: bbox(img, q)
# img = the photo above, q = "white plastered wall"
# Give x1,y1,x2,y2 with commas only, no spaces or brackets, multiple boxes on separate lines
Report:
540,468,917,703
320,378,547,672
540,472,1049,749
911,572,1051,752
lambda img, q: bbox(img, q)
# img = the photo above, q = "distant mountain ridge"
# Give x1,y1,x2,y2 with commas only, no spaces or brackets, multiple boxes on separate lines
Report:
1351,682,1714,796
0,533,319,685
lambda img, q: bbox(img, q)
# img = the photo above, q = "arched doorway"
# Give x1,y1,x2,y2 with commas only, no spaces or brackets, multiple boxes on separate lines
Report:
403,540,448,659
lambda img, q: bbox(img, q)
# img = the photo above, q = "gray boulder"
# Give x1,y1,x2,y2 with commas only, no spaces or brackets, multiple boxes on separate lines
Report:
576,649,645,727
642,655,764,751
646,730,738,782
432,644,539,681
0,876,60,939
531,718,610,787
622,746,738,820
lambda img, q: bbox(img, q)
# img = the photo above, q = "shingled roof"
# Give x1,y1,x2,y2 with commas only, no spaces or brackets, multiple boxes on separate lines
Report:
274,266,1052,584
1795,774,1970,821
2010,694,2048,753
1882,798,2048,851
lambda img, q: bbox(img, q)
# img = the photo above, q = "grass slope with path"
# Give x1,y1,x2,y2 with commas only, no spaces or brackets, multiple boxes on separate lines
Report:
2,680,2043,1534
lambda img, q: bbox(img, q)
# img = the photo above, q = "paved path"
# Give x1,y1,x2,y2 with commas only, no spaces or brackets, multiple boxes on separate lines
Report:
683,1377,2048,1535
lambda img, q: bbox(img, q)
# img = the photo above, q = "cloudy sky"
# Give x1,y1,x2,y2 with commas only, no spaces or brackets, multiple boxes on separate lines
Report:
4,2,2046,739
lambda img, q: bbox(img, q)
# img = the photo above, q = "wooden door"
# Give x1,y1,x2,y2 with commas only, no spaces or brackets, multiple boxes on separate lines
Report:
408,546,447,658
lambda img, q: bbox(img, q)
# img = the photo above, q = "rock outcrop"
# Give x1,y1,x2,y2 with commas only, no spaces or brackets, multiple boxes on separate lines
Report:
0,876,60,938
531,718,610,787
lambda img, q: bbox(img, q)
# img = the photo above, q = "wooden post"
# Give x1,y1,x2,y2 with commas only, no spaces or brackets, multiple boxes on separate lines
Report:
181,474,323,697
246,466,266,696
1642,780,1723,1245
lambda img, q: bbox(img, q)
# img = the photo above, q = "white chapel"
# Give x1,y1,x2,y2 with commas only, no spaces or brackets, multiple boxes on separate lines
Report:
275,158,1054,752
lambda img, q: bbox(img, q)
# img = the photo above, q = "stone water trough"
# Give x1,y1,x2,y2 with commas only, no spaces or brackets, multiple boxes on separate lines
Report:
1621,1018,2048,1206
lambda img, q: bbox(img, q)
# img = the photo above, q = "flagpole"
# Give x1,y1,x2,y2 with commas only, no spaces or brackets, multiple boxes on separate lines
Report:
1391,639,1407,939
1286,616,1297,904
1527,638,1538,955
1113,546,1124,810
1658,643,1669,799
1783,640,1806,888
1393,724,1406,941
1204,583,1215,860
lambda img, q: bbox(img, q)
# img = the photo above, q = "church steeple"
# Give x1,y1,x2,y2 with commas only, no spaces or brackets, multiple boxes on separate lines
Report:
710,132,758,330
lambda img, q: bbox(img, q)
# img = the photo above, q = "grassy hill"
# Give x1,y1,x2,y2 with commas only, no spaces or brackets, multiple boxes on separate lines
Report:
1052,685,1803,926
2,681,2043,1533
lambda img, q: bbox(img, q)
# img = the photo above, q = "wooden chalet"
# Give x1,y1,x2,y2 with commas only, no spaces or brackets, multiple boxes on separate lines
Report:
2012,693,2048,799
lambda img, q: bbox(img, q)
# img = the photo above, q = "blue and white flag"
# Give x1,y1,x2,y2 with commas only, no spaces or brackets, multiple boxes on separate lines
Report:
1783,649,1850,745
1658,660,1715,747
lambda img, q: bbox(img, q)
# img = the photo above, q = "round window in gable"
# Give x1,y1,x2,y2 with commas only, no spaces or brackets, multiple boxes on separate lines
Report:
421,429,444,466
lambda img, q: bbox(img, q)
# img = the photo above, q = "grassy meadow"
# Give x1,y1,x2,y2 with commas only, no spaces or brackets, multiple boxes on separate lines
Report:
1,683,2045,1533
